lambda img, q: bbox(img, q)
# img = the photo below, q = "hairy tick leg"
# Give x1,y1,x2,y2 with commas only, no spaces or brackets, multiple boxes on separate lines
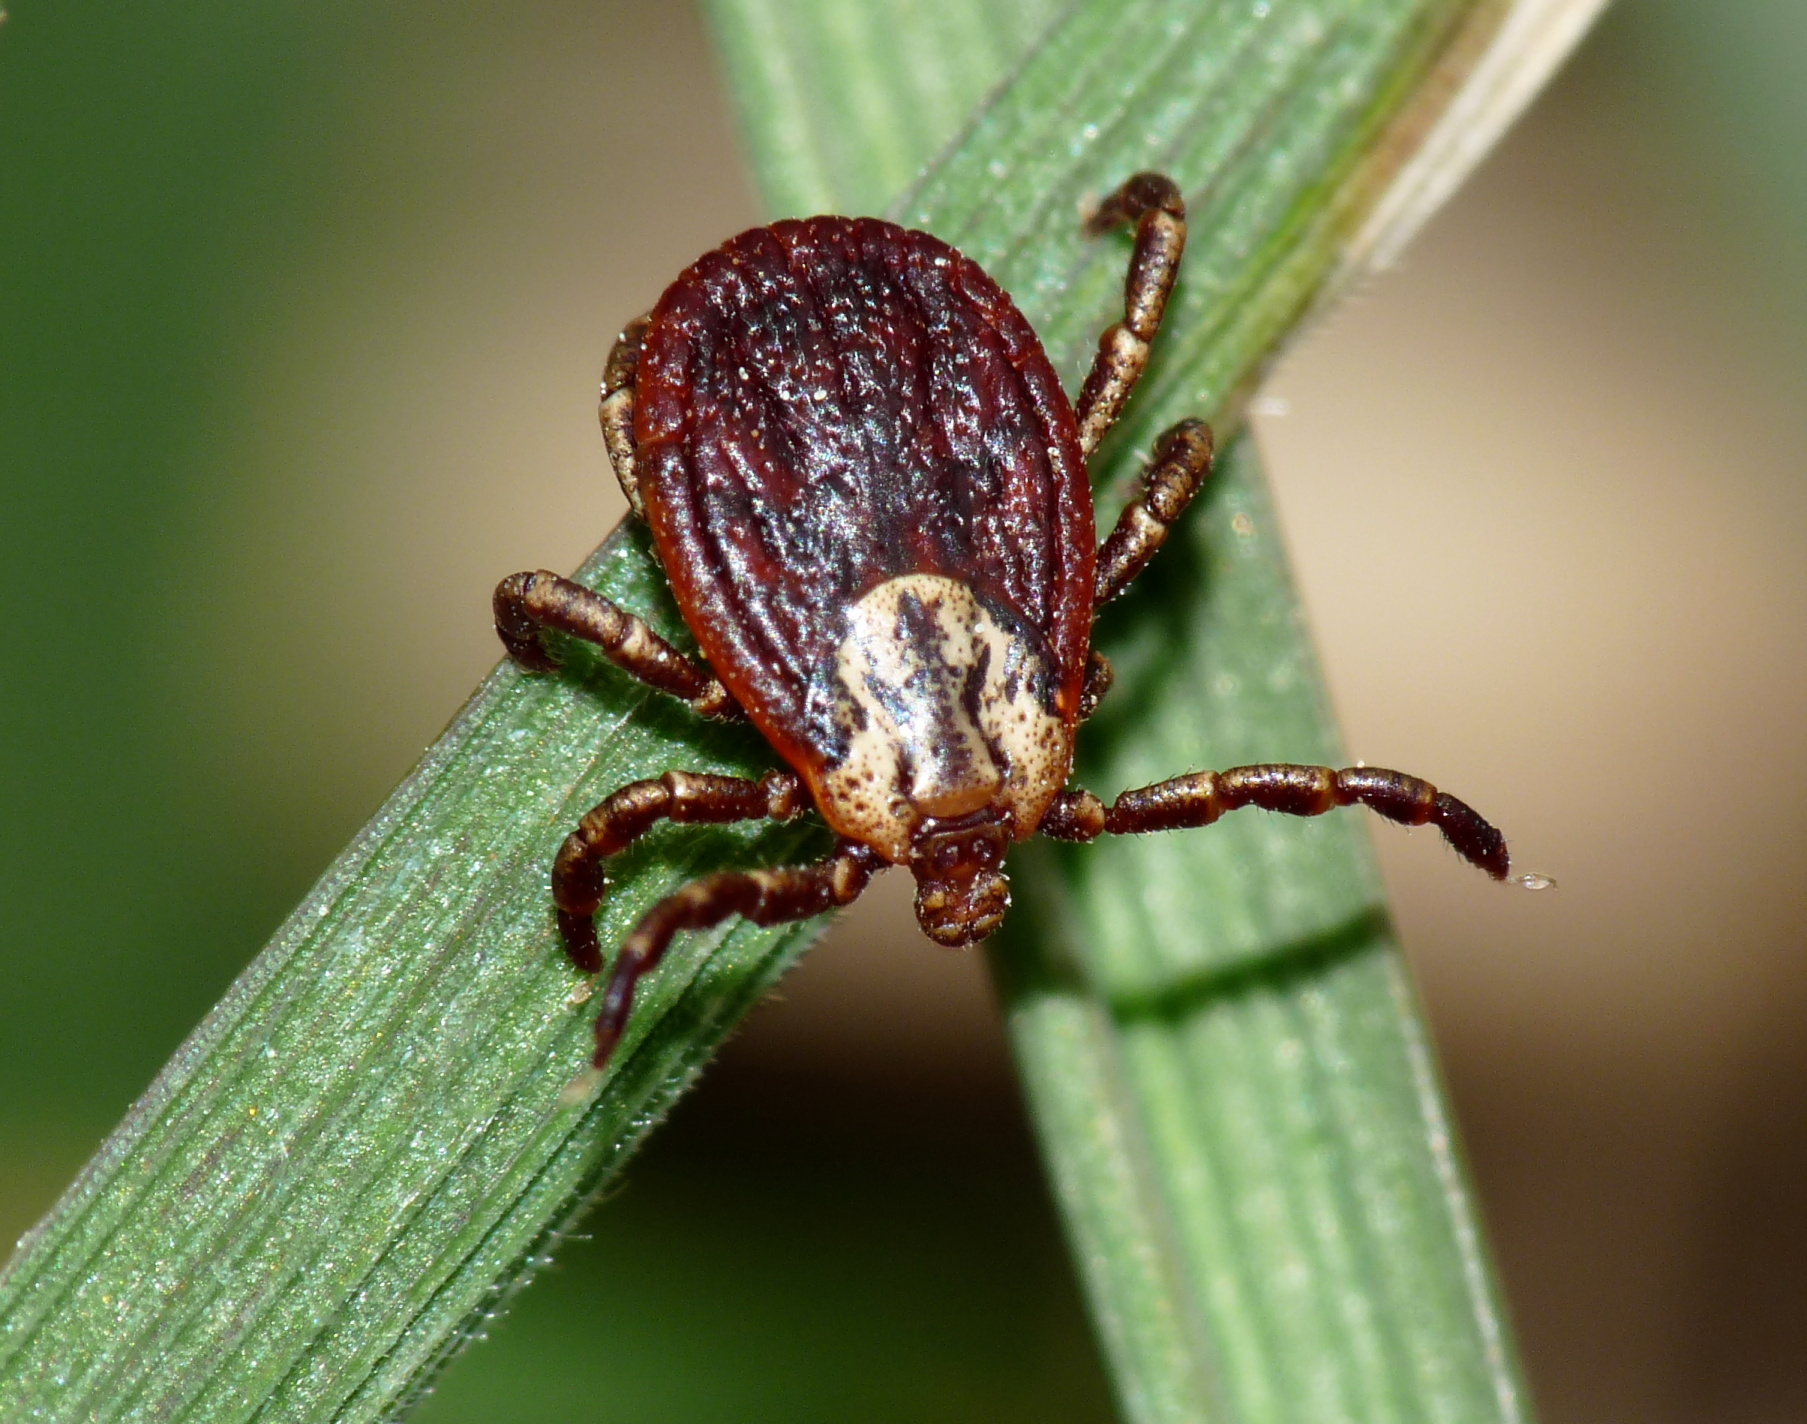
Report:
600,314,649,516
1038,765,1509,879
1095,419,1215,607
1078,650,1115,720
551,769,807,973
1075,173,1187,460
493,569,740,719
589,841,883,1066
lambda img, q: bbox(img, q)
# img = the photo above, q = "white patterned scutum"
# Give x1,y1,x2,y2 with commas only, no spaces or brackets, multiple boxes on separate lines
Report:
817,574,1070,862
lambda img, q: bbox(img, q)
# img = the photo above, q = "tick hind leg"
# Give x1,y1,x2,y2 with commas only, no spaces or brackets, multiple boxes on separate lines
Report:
551,769,808,973
1039,764,1509,879
600,314,650,516
587,840,884,1067
494,570,740,720
1075,173,1187,460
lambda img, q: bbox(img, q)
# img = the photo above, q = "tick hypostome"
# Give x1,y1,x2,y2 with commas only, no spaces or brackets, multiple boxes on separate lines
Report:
495,172,1511,1069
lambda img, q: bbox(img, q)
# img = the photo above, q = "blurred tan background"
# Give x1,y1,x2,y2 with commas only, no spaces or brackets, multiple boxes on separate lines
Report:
2,3,1803,1420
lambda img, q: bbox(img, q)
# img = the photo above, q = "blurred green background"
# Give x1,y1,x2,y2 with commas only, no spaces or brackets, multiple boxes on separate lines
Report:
2,3,1804,1420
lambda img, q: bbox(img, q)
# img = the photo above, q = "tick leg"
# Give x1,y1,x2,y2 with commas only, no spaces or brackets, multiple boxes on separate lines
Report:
600,314,650,516
1038,764,1509,879
1078,650,1115,720
1095,419,1214,607
1075,173,1187,460
588,840,884,1067
494,569,740,720
552,768,808,974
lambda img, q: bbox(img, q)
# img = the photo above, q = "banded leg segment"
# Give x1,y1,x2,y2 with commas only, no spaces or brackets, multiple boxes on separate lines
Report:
494,570,739,720
600,314,649,516
1038,764,1509,879
1075,173,1188,459
1095,419,1215,606
589,841,884,1067
552,768,807,973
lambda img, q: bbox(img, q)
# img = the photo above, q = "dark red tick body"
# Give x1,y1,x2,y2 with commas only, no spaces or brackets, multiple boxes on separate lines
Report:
494,174,1511,1069
639,219,1092,863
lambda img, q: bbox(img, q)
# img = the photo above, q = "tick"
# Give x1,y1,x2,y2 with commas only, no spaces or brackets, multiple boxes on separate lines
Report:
495,173,1510,1068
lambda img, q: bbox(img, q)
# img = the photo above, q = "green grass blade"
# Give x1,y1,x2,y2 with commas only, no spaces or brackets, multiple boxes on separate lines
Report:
710,1,1605,1421
704,0,1069,218
0,1,1601,1419
0,528,833,1420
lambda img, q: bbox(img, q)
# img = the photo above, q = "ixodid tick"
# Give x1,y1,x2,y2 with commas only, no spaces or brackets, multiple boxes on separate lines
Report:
495,173,1510,1068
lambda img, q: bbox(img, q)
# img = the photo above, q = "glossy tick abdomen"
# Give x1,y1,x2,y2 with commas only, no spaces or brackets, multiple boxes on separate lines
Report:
634,218,1095,852
493,173,1511,1069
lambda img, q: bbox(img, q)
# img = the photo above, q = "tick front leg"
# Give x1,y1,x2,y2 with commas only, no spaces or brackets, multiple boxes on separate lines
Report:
588,840,884,1067
1039,764,1509,879
600,314,650,516
552,768,808,973
1075,172,1187,460
494,570,739,719
1095,419,1214,607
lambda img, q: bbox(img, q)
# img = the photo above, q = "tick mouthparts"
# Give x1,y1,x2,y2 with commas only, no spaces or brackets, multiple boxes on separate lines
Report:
913,867,1011,948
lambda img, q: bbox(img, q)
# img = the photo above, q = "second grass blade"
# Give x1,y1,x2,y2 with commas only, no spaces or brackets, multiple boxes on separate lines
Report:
707,0,1581,1420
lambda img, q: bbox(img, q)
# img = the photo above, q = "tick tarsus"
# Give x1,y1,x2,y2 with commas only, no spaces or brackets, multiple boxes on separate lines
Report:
1095,418,1215,607
1075,172,1188,460
600,315,649,516
493,569,740,720
500,168,1510,1074
551,768,806,974
588,840,883,1067
1038,765,1510,881
1082,171,1187,239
